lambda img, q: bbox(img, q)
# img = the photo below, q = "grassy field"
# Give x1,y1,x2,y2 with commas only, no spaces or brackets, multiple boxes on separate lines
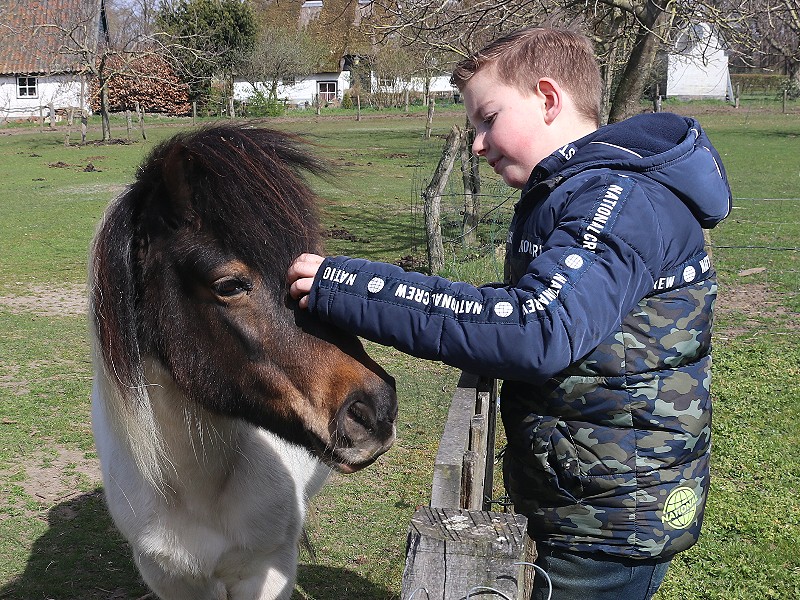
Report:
0,104,798,599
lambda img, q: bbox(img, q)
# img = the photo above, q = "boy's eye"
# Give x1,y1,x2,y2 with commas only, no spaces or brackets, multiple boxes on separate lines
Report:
483,113,496,124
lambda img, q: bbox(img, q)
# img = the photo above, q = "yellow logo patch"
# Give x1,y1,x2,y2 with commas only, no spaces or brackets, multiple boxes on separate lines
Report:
662,485,698,529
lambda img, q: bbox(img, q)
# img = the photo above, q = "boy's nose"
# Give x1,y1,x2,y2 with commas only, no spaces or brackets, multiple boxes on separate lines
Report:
472,133,487,156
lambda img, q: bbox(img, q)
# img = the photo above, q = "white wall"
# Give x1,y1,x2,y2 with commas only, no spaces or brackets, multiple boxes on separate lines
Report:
667,24,730,99
235,72,347,107
235,71,456,107
0,74,88,120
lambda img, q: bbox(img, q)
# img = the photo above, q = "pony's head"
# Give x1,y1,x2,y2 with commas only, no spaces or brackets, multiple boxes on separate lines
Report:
90,124,397,477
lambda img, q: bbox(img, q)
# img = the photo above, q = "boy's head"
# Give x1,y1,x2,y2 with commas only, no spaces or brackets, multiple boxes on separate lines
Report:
452,27,602,128
452,27,602,188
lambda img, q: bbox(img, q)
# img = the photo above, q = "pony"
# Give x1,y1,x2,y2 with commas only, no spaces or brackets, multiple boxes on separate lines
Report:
89,124,398,600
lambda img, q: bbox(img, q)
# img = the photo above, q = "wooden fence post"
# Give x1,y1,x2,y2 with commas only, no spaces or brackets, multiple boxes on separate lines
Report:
135,102,147,141
64,107,74,147
424,96,435,140
423,126,461,275
402,507,528,600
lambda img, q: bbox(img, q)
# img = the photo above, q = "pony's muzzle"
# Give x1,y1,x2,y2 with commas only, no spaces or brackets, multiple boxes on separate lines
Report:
333,378,398,472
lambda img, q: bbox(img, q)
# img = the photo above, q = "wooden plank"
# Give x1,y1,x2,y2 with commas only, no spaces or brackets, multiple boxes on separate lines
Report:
478,378,498,512
431,372,480,508
402,507,529,600
467,415,486,509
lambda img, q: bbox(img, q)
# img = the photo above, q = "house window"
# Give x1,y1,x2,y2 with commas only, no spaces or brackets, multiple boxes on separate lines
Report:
318,81,336,103
378,77,395,88
282,75,296,87
17,76,38,98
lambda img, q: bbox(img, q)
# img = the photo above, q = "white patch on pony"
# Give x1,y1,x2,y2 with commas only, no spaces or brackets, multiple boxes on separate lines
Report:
91,354,330,600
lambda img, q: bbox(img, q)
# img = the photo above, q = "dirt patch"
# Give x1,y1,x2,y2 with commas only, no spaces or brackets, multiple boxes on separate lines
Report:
0,364,30,397
19,447,102,508
714,280,796,339
0,283,87,317
0,446,102,523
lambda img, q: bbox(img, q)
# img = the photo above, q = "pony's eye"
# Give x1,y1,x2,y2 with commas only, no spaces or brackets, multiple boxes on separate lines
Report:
212,277,253,298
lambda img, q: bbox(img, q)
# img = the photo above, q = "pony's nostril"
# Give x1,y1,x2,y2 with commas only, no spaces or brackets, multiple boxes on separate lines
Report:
339,385,397,445
347,399,376,434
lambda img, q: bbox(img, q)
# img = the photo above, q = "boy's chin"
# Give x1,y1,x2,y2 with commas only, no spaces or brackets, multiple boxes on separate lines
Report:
501,172,527,189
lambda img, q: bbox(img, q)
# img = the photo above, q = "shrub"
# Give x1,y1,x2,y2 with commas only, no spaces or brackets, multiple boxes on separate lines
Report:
246,90,285,117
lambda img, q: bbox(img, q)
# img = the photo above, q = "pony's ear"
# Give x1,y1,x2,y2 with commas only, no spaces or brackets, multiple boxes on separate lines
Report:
158,144,198,230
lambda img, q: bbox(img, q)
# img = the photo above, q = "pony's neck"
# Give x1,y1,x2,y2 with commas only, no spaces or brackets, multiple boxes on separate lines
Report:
142,358,243,490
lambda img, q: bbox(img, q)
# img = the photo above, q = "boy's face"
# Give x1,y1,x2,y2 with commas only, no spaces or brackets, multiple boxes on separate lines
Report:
463,67,557,189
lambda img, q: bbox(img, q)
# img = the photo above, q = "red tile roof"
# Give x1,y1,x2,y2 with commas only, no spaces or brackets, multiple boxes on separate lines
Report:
0,0,106,75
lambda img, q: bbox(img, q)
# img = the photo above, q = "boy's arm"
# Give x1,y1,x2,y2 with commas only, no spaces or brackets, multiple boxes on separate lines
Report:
286,176,703,383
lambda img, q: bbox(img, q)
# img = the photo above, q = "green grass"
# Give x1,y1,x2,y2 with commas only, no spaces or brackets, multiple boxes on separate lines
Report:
1,106,799,599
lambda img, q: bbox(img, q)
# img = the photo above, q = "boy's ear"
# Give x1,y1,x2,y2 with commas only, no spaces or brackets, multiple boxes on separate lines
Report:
536,78,563,124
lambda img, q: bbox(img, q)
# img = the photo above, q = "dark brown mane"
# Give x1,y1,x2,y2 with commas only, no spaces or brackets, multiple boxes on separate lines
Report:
132,124,328,278
91,124,330,390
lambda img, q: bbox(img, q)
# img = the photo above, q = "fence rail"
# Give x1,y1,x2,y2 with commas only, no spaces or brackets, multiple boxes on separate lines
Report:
402,372,535,600
430,372,498,511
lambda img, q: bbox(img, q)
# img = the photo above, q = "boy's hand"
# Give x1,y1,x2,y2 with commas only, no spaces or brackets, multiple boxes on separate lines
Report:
287,253,325,309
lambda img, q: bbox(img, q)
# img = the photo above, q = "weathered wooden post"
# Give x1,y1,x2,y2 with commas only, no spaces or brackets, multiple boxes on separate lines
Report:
125,109,132,141
459,126,480,248
424,96,435,140
64,107,74,147
135,101,147,141
402,507,528,600
404,369,539,599
423,126,461,275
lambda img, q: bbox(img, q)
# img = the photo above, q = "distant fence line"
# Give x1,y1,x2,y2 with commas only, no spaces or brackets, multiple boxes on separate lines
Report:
409,151,800,303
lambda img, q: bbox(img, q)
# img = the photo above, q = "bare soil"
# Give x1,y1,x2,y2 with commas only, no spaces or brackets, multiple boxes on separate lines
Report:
0,283,87,317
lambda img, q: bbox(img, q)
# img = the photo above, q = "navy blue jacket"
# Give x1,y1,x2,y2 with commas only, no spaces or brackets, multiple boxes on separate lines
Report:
306,113,731,558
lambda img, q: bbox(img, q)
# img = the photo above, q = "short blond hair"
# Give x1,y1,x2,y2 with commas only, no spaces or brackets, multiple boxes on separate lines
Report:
451,27,602,126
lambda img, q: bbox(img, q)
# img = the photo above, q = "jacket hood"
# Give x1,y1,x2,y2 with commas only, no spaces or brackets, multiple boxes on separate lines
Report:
531,113,732,228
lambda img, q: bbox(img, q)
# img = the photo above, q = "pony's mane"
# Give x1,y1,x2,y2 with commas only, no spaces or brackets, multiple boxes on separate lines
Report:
134,124,328,278
89,125,329,490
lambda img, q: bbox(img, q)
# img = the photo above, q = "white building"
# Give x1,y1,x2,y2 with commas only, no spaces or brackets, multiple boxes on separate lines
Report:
0,0,106,121
234,71,455,108
667,23,732,100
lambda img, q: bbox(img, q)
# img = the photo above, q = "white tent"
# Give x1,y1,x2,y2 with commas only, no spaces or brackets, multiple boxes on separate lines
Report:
667,23,732,100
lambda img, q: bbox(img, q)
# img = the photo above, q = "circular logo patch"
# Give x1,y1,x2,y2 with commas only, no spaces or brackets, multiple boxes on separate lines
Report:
565,254,584,270
367,277,385,294
494,301,513,318
662,485,699,529
683,265,696,283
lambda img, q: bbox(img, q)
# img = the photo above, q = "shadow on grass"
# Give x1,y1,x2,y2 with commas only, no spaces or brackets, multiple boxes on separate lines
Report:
0,488,148,600
0,489,391,600
295,564,392,599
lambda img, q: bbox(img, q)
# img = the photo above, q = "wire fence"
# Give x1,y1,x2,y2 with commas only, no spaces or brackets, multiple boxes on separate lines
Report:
409,135,517,284
409,137,799,312
710,196,800,312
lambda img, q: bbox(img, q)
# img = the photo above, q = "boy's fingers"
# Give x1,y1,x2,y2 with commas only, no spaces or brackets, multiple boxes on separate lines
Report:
288,253,325,282
287,254,325,306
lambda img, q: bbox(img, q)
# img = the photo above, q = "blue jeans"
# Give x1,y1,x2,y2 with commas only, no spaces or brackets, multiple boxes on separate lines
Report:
531,547,671,600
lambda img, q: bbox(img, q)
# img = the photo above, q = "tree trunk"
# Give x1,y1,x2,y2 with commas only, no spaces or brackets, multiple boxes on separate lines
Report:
460,126,480,247
607,0,668,123
423,126,461,274
100,81,111,141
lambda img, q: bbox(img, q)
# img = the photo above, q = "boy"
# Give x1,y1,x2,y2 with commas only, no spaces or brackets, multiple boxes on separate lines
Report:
288,27,731,599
